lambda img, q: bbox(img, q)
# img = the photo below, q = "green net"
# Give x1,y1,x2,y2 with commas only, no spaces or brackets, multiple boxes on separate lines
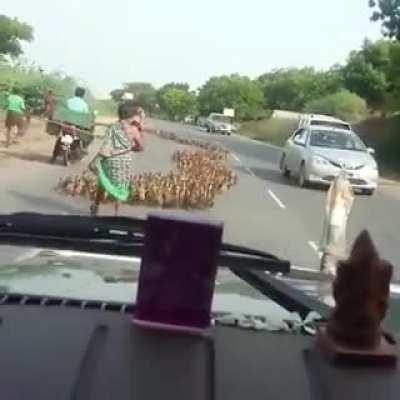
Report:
52,98,95,130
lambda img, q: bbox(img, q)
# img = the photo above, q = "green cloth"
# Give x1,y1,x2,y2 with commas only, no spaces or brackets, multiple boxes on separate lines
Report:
67,96,89,113
96,158,131,202
95,122,134,202
7,94,25,114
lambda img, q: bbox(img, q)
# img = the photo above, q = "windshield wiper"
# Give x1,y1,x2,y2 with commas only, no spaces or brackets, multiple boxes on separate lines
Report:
0,213,332,320
0,213,290,275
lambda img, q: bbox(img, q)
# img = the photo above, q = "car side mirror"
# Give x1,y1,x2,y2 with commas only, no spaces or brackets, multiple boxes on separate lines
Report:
367,147,375,155
294,137,306,146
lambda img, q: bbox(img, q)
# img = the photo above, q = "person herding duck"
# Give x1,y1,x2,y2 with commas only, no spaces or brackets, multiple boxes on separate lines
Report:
90,101,144,217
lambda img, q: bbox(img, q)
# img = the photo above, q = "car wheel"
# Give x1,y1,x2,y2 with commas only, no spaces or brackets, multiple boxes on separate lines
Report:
280,155,290,177
298,163,308,188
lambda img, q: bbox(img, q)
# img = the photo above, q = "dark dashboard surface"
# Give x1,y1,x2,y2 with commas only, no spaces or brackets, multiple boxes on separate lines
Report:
0,305,399,400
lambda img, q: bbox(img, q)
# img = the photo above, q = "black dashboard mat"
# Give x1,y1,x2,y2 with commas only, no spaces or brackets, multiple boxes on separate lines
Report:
0,306,212,400
0,305,399,400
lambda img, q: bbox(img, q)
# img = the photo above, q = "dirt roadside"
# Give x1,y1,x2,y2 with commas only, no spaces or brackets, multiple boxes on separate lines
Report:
0,116,55,165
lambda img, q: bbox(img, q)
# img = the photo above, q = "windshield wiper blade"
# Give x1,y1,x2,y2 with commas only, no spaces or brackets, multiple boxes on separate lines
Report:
0,212,145,241
0,213,290,274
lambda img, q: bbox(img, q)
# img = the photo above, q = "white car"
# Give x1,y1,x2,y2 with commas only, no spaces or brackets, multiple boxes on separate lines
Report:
299,114,352,131
205,113,234,135
280,126,379,195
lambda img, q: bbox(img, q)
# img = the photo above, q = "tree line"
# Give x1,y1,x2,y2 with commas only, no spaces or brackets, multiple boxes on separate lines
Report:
0,15,90,114
2,1,400,121
110,2,400,122
110,37,400,123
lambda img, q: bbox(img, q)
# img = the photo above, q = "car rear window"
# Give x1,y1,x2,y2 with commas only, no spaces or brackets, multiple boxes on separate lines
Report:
310,120,351,130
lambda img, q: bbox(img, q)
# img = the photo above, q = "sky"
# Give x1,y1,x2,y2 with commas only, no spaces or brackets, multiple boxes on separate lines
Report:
2,0,382,97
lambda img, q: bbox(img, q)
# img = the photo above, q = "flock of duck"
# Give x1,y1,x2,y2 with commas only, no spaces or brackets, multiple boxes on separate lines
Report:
57,130,238,209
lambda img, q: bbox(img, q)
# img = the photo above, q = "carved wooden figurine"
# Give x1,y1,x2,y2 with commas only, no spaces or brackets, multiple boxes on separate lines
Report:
318,230,397,365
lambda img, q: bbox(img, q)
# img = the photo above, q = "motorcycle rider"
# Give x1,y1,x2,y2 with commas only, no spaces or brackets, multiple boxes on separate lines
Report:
67,87,89,113
51,87,89,163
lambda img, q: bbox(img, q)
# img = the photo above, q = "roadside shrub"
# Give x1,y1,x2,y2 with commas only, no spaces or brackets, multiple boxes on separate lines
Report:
0,61,84,114
239,117,298,146
304,90,368,122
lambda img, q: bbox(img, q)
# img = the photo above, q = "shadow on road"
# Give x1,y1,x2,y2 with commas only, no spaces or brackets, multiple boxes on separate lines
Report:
7,190,86,215
0,149,51,165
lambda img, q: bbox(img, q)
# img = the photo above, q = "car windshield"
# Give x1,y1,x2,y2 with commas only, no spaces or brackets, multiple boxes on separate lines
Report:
309,130,367,151
1,2,400,335
310,120,351,130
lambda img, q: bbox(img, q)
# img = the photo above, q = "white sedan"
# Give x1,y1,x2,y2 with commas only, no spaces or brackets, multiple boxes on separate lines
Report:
280,126,379,195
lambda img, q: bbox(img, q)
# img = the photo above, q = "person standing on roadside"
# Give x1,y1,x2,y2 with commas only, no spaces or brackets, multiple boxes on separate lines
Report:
4,87,27,147
43,89,56,119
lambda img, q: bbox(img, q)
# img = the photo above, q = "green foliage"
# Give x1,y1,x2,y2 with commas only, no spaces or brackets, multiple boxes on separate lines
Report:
304,90,368,122
160,88,197,120
197,74,264,120
0,61,78,113
0,15,33,58
111,82,157,115
157,82,190,114
259,67,343,111
356,114,400,174
110,89,125,102
239,118,298,146
370,0,400,40
342,40,391,110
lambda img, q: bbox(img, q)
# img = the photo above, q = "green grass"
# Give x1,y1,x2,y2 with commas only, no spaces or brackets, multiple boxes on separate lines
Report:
239,118,298,147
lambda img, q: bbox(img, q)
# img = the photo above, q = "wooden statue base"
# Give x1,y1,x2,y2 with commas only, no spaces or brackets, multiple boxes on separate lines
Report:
317,325,398,367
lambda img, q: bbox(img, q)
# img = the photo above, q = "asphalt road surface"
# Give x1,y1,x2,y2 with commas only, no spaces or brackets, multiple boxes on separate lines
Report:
150,119,400,280
1,119,400,282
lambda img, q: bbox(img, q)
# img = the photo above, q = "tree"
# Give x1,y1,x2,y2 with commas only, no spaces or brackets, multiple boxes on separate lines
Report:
197,74,264,120
160,88,197,120
342,51,388,110
110,82,157,115
110,88,125,102
123,82,157,115
259,67,343,111
157,82,191,114
305,90,368,122
0,15,33,58
370,0,400,40
0,61,79,114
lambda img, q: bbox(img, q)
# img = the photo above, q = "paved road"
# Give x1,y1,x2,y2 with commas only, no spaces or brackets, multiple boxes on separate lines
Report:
150,119,400,281
1,119,400,282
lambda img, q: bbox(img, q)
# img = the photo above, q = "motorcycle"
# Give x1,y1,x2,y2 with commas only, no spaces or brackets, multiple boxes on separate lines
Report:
51,124,83,166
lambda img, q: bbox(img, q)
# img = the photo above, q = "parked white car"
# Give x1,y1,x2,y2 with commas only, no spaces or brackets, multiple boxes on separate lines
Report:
299,114,352,132
280,126,379,195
